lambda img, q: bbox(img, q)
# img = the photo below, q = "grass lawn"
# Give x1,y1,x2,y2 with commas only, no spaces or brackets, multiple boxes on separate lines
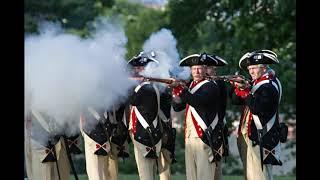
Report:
72,174,296,180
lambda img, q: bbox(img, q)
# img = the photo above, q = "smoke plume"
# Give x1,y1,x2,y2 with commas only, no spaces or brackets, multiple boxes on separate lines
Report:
140,28,190,83
25,18,135,140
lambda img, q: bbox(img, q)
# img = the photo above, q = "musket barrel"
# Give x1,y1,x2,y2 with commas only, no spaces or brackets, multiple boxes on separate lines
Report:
144,77,173,84
208,75,250,84
131,76,187,88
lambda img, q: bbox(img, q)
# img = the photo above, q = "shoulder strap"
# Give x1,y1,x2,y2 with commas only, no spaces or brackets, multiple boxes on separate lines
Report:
273,78,282,103
152,83,160,127
189,80,210,94
251,78,282,104
135,81,150,93
159,109,169,122
251,80,270,94
133,82,160,129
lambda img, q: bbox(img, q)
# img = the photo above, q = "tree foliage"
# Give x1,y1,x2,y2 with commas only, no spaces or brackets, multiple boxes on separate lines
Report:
25,0,114,33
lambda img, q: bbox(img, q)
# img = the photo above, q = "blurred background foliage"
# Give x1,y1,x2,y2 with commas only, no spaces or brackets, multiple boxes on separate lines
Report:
25,0,296,175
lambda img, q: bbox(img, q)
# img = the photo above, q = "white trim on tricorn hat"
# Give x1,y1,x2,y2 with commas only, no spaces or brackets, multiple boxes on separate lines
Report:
127,51,159,67
239,49,279,69
208,54,228,66
179,52,227,66
179,54,201,66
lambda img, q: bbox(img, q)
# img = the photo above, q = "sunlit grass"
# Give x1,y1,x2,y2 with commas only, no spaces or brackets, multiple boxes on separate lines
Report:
71,174,296,180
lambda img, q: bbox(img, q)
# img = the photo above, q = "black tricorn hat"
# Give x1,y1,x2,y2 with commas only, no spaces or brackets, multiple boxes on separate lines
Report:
239,49,279,69
207,54,228,66
127,51,159,67
179,52,227,66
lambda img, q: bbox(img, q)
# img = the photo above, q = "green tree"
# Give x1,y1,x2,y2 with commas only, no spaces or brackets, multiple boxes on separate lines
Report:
25,0,114,33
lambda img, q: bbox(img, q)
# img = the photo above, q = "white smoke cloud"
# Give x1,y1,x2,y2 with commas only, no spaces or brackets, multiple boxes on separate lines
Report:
25,18,135,139
140,28,190,81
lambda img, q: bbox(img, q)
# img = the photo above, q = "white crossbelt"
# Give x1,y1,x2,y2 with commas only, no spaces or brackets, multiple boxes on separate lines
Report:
88,106,101,121
158,109,170,122
189,80,210,94
188,80,218,131
132,82,160,129
251,79,282,131
31,109,50,132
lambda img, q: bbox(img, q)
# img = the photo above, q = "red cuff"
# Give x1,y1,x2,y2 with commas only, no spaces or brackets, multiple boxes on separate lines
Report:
172,85,184,97
234,88,250,99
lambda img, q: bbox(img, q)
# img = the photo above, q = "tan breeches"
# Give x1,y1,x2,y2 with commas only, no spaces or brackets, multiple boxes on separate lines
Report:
158,149,171,180
130,132,172,180
83,134,118,180
185,137,219,180
130,133,157,180
214,160,222,180
25,133,33,179
25,138,70,180
237,134,248,179
237,134,273,180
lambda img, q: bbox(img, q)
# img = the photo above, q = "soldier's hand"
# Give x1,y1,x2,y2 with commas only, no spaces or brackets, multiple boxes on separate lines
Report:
231,77,250,90
167,78,179,88
172,95,182,103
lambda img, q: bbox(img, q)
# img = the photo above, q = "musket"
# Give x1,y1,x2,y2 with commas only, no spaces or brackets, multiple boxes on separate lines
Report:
130,76,188,87
207,75,251,84
160,120,177,164
170,127,177,164
221,124,228,163
63,135,79,180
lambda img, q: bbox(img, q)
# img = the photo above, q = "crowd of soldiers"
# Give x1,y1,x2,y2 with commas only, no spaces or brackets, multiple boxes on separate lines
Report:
25,49,288,180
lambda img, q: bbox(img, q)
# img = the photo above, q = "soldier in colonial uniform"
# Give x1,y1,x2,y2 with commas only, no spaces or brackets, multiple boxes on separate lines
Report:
205,53,230,180
171,53,224,180
127,51,163,180
230,50,285,180
80,105,119,180
24,109,71,180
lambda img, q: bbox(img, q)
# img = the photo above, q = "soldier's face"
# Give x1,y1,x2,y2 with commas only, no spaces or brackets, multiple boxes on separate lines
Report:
191,65,206,81
132,66,144,76
247,64,266,80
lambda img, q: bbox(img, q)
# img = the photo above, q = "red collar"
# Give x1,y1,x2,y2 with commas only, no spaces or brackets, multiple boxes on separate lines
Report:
191,79,205,89
253,73,274,85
